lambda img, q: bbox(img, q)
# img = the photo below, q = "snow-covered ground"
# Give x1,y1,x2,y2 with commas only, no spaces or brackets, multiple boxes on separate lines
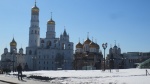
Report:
14,69,150,84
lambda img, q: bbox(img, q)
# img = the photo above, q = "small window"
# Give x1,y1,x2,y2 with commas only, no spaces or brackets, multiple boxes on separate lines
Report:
31,30,33,34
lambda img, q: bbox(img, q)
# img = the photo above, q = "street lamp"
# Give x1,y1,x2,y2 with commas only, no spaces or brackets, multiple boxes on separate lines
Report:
102,43,107,71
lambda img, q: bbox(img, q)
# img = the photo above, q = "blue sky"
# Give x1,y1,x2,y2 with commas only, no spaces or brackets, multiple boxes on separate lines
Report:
0,0,150,59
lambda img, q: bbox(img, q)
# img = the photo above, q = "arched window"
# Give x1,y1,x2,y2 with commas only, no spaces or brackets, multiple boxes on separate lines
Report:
38,31,39,34
62,43,65,49
31,30,33,34
47,41,51,48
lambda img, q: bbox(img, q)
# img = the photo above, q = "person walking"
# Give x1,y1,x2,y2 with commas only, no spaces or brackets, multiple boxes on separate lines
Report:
17,64,23,80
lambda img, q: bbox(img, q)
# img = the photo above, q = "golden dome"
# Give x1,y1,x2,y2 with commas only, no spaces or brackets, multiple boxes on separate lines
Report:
10,38,17,46
32,6,39,10
84,38,91,44
47,19,55,25
31,3,39,15
89,42,97,48
76,42,83,48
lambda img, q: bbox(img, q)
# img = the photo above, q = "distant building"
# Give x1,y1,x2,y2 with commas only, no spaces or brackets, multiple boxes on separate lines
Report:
106,44,123,69
25,2,74,70
74,37,103,70
123,52,150,68
1,38,25,71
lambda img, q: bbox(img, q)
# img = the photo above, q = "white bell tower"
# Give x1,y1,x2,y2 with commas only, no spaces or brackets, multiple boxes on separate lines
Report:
46,12,56,39
29,1,40,47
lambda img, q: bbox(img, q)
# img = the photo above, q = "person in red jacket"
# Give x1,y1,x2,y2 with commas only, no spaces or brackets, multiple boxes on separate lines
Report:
17,64,22,80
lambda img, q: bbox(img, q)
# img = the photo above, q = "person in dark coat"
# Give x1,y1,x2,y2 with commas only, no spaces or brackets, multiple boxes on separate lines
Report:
17,64,22,80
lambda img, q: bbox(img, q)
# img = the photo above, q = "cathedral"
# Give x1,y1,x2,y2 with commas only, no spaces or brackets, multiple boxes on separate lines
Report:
74,36,103,70
106,43,123,69
25,2,73,70
1,38,26,71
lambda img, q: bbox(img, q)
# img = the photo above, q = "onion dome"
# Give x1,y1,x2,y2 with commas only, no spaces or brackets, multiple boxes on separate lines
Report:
89,42,97,48
4,48,8,50
113,45,117,49
76,42,83,48
47,18,55,25
10,38,17,46
84,38,91,44
47,12,55,25
20,48,23,50
32,2,39,15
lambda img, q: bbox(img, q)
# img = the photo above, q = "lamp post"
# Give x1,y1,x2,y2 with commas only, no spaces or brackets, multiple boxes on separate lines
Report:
102,43,107,71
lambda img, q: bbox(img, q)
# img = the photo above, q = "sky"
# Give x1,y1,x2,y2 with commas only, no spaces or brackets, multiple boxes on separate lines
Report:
0,0,150,59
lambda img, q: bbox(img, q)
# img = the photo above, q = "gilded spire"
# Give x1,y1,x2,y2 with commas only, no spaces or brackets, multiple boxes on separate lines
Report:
87,32,89,39
35,0,37,7
10,37,17,46
114,40,116,46
47,12,55,24
50,12,53,20
79,38,80,42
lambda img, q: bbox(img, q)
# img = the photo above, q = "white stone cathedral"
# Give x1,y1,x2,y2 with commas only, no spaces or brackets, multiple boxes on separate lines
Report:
25,2,73,70
1,38,26,71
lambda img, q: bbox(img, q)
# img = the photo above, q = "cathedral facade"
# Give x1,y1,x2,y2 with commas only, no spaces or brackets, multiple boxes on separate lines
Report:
1,38,26,71
25,2,73,70
74,37,103,70
106,44,123,69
